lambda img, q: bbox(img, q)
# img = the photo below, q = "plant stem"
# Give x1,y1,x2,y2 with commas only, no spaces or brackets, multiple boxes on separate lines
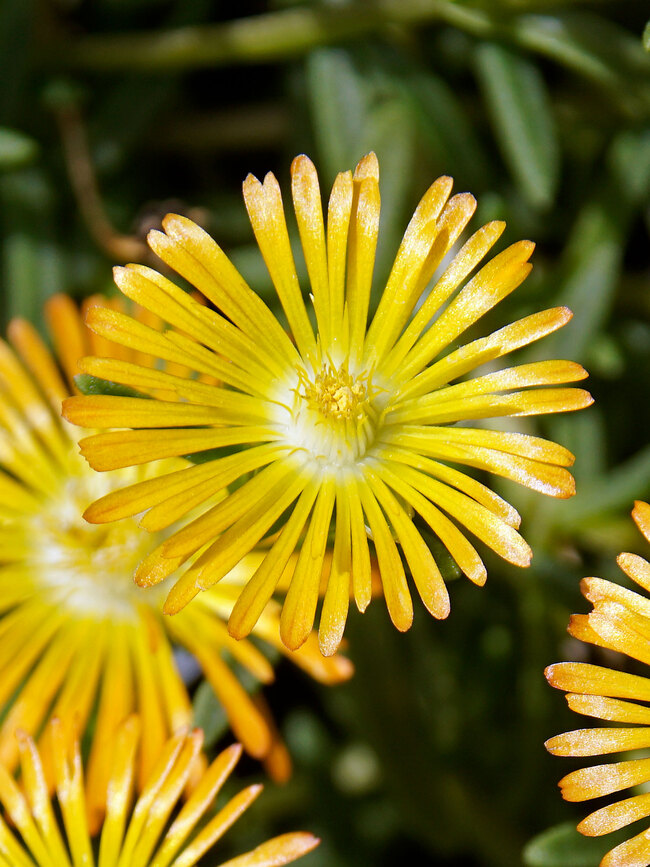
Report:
42,2,650,118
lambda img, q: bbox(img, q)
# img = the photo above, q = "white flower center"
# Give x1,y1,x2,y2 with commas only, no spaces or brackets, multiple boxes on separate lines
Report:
286,362,387,467
29,465,163,621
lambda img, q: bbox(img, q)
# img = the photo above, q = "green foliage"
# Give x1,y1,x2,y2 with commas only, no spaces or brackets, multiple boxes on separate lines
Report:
0,128,39,172
192,680,230,749
74,373,149,399
524,822,628,867
475,43,560,210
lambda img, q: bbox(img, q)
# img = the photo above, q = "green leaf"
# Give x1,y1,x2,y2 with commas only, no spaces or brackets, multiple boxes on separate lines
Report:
358,42,487,188
192,680,229,749
0,128,38,171
361,96,417,291
306,47,369,185
74,373,150,399
0,169,65,327
399,69,488,189
559,443,650,529
475,42,560,210
512,12,650,119
644,21,650,53
538,129,650,365
549,205,622,363
524,821,627,867
607,129,650,208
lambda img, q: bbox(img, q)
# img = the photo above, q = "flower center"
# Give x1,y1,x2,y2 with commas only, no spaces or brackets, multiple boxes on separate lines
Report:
288,363,385,467
302,365,369,422
29,463,163,622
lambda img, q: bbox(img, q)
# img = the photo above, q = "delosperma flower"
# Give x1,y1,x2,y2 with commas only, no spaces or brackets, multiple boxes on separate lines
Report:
0,716,319,866
64,152,592,655
0,293,352,825
546,502,650,867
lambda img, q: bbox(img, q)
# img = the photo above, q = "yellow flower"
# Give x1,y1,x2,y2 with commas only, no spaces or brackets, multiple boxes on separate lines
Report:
546,501,650,867
0,716,319,867
0,293,352,828
63,153,592,656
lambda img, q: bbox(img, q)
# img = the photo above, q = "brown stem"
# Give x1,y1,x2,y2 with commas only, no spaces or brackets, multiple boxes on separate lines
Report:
54,104,148,262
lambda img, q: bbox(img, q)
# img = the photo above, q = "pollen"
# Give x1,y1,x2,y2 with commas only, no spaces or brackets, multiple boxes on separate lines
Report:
302,364,369,421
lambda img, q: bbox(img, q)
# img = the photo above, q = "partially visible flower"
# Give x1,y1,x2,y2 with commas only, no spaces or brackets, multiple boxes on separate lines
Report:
64,152,592,655
546,501,650,867
0,293,352,828
0,717,319,867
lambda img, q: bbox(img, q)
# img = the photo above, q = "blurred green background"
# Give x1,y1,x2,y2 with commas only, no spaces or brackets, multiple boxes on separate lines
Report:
2,1,650,865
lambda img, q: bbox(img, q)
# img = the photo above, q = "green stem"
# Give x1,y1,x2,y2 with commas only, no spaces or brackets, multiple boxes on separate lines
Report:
41,1,650,117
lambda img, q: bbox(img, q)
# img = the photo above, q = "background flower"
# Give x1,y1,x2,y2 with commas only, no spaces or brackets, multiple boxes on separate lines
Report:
0,292,352,828
0,716,319,867
546,502,650,867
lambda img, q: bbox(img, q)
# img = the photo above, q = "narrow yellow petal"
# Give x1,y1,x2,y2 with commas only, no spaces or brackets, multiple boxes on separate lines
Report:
357,477,413,633
559,757,650,801
378,445,520,528
601,827,650,867
581,576,650,619
152,213,297,368
44,293,88,389
114,263,285,382
7,318,68,407
170,785,263,867
633,501,650,545
326,170,353,349
75,426,274,471
171,618,271,760
376,461,487,586
243,172,318,366
346,168,380,366
64,393,271,429
291,155,330,344
567,613,610,650
410,239,535,367
140,446,286,533
617,552,650,593
545,662,650,702
579,793,650,837
50,720,94,867
152,743,242,867
386,462,531,567
17,730,71,865
387,386,593,426
382,424,576,467
86,624,135,832
228,480,320,640
85,304,261,394
364,175,453,364
98,716,140,867
280,477,336,651
217,832,320,867
318,483,352,657
385,219,506,378
366,466,450,619
567,694,650,726
546,727,650,757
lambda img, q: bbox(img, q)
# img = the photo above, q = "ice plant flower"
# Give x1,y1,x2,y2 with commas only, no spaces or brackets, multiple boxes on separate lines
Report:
0,293,352,826
0,716,319,867
63,152,592,656
546,502,650,867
